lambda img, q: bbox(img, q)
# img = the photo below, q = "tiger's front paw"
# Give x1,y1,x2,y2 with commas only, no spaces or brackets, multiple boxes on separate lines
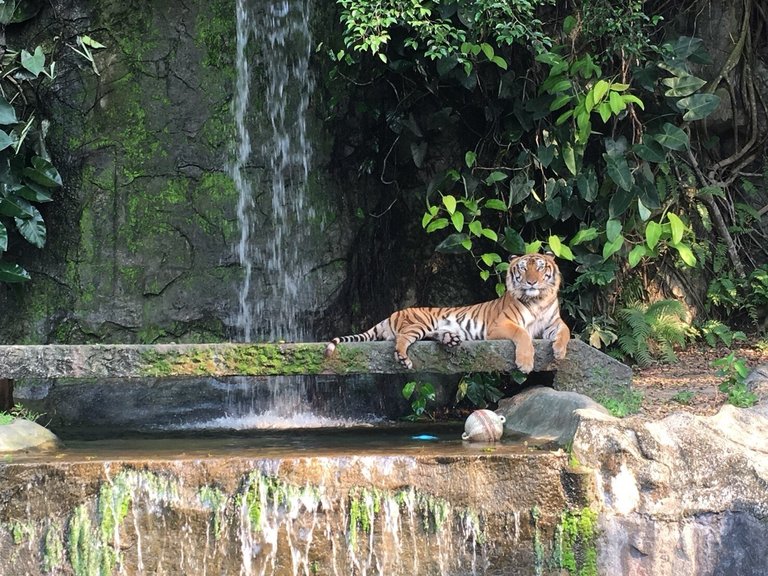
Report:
515,343,535,373
553,339,567,361
395,351,414,369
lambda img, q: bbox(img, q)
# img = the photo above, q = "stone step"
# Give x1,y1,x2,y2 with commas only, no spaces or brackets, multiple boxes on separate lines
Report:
0,339,631,394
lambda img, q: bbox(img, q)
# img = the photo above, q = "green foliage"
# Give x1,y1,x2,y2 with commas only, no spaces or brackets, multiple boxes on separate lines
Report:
697,320,746,348
598,389,643,417
331,0,722,327
402,380,436,420
456,371,525,408
615,299,690,366
707,265,768,327
0,402,43,425
712,352,757,408
671,390,694,405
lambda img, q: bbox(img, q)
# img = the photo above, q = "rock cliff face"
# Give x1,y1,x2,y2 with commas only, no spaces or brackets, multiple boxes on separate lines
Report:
573,404,768,576
0,0,486,345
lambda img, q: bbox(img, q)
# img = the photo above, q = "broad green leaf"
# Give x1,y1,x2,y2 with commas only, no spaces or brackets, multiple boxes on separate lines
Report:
501,227,525,254
605,155,633,191
24,157,63,188
654,123,689,151
637,198,652,221
555,109,574,126
0,96,18,125
0,261,31,283
0,129,14,152
576,169,598,202
480,269,490,281
570,227,598,245
484,198,507,211
465,150,476,168
481,43,494,60
672,242,697,266
402,381,416,399
481,228,498,241
621,94,645,110
525,240,543,254
610,82,630,91
557,244,574,260
0,196,34,218
628,244,648,267
509,177,533,205
645,221,662,249
549,94,573,112
485,171,507,185
468,220,483,236
562,143,576,175
17,183,53,203
548,234,563,255
21,46,45,77
0,221,6,251
442,194,457,214
422,210,435,229
537,145,554,168
426,218,449,233
15,207,46,248
481,252,502,266
632,137,666,163
597,102,612,123
563,15,577,34
609,187,634,218
592,79,610,103
602,235,624,260
411,141,427,168
608,90,625,114
461,237,472,250
491,55,507,70
450,210,464,232
661,74,707,97
667,212,685,243
606,219,622,243
636,176,661,210
435,233,470,254
677,93,721,121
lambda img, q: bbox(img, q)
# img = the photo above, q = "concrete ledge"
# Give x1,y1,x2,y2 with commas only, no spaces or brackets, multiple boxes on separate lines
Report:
0,339,631,392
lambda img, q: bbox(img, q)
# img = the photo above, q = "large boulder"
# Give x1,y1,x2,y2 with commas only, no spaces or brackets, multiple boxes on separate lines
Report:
572,403,768,576
497,385,609,445
0,419,62,452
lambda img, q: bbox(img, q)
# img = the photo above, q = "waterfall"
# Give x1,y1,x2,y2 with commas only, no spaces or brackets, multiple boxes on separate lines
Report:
233,0,316,343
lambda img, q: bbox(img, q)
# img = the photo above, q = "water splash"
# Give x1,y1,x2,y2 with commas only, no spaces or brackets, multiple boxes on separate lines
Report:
233,0,316,343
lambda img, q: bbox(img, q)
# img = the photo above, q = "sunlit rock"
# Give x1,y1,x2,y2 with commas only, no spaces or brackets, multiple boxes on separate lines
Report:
0,419,62,452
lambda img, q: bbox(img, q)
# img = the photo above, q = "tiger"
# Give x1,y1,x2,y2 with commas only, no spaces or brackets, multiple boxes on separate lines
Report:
324,253,570,373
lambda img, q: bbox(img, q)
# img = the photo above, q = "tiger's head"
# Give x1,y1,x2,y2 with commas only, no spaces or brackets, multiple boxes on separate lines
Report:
505,253,561,302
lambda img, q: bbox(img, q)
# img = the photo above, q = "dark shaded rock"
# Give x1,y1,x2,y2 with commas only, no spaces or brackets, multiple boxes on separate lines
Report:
497,386,609,445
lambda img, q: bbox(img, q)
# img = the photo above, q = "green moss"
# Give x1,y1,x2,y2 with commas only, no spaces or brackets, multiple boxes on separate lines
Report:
198,485,228,540
140,343,344,377
194,0,236,70
9,520,34,545
556,508,599,576
43,524,65,573
68,505,100,576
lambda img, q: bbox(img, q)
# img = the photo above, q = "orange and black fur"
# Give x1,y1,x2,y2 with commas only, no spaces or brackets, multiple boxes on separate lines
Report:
324,253,570,372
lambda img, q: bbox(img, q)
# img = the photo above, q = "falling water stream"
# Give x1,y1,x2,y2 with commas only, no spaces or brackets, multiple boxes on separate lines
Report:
229,0,336,429
233,0,316,344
